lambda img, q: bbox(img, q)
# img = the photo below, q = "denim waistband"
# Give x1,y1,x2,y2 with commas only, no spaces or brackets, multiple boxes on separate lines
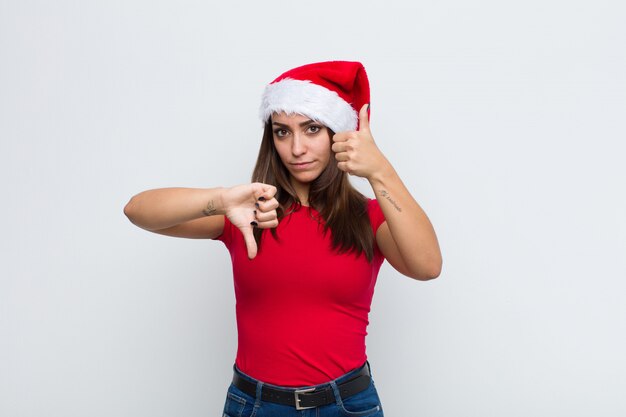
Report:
232,360,372,391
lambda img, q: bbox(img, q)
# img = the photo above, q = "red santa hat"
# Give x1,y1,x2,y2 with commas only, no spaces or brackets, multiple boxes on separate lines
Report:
259,61,370,133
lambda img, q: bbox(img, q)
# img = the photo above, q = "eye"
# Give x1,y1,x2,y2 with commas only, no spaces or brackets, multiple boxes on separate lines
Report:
273,128,288,138
307,125,322,134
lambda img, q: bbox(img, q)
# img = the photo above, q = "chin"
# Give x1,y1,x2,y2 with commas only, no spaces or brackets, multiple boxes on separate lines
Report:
290,171,321,184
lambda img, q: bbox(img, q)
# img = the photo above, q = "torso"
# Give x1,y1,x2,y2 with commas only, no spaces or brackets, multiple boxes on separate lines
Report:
216,200,386,386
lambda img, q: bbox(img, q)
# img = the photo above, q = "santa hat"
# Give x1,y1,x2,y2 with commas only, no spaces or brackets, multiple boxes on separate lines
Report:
259,61,370,133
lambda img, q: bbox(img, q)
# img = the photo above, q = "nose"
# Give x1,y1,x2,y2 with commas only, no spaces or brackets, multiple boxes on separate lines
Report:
291,133,306,157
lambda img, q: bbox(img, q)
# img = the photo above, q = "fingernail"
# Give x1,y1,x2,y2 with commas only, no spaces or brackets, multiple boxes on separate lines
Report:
258,196,266,201
250,221,258,227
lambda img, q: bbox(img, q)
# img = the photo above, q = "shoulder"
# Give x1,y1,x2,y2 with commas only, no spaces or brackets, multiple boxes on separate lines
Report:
366,198,386,232
212,214,232,244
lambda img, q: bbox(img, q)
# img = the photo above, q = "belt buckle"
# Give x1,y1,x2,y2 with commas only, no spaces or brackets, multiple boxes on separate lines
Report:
294,387,316,410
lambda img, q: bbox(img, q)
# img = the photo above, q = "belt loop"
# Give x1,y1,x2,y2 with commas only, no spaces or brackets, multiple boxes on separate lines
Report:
328,380,344,407
254,380,264,407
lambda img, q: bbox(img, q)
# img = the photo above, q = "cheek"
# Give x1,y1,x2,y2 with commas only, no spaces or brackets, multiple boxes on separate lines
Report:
315,134,333,159
320,142,332,163
273,142,289,163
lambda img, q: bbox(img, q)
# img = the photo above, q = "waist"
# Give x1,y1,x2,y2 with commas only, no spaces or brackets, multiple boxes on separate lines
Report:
235,328,369,386
231,360,373,410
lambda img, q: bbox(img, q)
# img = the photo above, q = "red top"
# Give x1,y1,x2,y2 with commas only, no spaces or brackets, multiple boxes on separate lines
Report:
215,199,386,386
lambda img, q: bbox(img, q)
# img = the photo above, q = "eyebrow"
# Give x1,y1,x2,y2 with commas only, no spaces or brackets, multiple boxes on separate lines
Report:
272,119,317,128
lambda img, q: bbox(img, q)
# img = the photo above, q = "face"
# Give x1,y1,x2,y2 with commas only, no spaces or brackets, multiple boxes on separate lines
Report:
271,112,332,190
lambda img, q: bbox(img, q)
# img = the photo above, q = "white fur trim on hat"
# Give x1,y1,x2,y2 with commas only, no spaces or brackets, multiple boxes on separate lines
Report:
259,78,358,133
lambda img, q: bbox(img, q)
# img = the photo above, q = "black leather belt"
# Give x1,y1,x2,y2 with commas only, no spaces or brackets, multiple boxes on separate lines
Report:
232,363,371,410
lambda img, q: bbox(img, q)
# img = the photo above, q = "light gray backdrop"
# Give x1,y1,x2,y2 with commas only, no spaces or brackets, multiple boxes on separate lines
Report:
1,0,625,416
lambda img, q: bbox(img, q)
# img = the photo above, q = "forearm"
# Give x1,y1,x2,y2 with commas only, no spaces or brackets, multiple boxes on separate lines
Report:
368,163,442,277
123,187,225,231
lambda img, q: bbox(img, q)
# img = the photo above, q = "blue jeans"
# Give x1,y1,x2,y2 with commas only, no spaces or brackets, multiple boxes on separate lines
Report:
222,361,384,417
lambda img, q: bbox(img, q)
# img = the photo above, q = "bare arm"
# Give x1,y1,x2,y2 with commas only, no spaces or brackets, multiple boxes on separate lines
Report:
123,184,279,258
370,166,442,280
123,187,226,232
332,104,442,280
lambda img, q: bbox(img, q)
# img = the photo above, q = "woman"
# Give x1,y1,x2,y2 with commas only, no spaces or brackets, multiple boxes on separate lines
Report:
124,61,442,416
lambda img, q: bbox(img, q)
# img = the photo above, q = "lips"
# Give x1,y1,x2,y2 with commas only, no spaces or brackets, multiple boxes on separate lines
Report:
290,161,314,170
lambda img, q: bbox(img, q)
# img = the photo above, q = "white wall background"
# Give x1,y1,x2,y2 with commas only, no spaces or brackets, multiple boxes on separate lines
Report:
1,0,625,416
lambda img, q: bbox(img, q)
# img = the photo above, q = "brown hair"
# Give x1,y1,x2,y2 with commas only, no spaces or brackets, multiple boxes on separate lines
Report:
251,120,376,261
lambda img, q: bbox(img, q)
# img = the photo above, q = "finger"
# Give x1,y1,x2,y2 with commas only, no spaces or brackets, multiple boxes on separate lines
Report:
260,184,277,199
240,226,258,259
254,184,276,201
358,103,370,132
255,197,279,212
331,141,348,153
255,218,279,229
332,131,349,142
255,209,277,222
337,161,351,173
334,152,349,162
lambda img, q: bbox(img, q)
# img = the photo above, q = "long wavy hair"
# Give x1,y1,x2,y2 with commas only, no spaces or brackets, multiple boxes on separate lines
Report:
252,119,376,261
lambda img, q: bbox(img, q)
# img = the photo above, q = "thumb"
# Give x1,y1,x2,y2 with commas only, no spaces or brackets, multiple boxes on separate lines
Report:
358,103,370,132
241,226,258,260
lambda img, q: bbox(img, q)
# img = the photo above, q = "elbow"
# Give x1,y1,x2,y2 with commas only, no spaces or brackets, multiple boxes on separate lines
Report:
424,258,443,280
427,259,443,280
408,259,442,281
411,270,440,281
123,195,162,231
123,197,138,224
422,266,442,281
423,252,443,280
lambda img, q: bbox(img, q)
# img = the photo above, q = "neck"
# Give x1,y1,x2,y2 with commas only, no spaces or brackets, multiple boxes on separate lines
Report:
290,178,310,207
